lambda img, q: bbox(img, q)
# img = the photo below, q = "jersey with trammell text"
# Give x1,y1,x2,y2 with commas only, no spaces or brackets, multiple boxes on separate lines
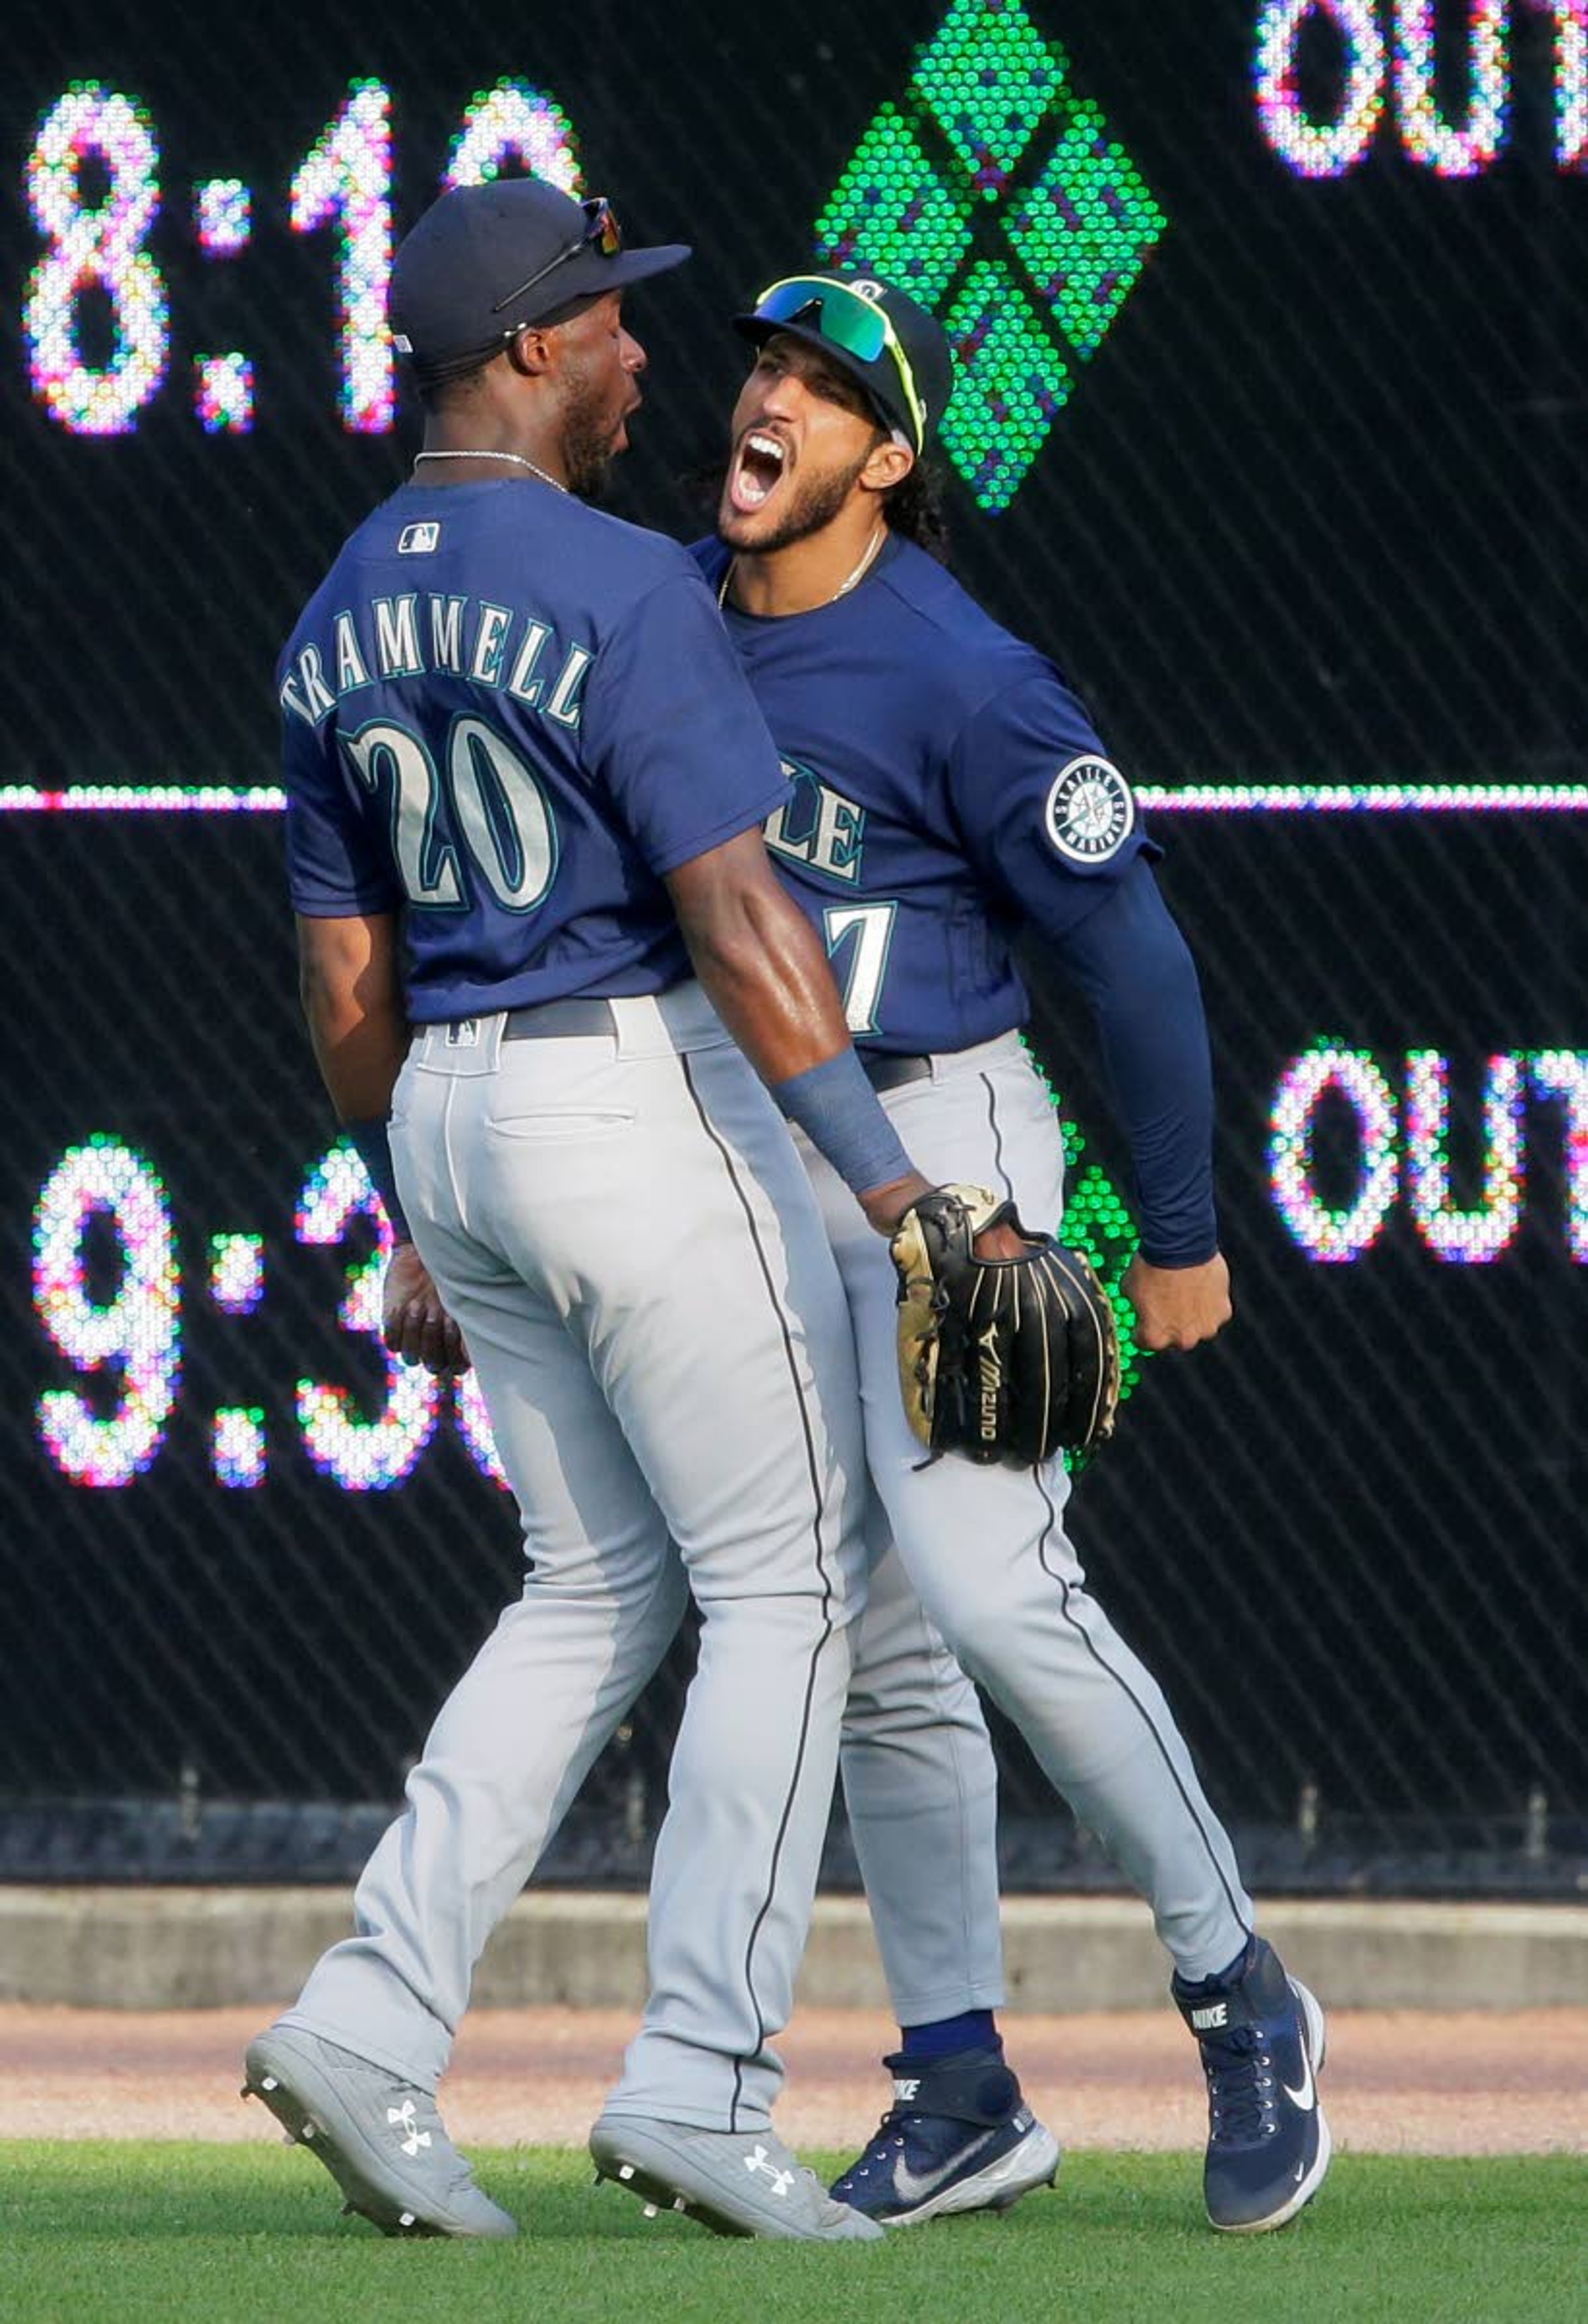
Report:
282,479,790,1022
692,532,1154,1055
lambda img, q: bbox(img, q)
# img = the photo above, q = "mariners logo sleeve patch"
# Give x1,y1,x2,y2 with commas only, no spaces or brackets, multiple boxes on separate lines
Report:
1043,757,1136,865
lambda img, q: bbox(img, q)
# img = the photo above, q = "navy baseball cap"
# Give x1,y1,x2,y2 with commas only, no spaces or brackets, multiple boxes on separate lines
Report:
733,273,953,454
391,179,690,367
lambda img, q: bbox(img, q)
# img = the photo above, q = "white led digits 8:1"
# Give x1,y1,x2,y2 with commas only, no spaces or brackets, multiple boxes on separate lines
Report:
24,75,584,438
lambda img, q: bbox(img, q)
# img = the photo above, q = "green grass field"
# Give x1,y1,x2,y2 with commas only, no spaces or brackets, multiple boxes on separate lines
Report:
0,2145,1580,2324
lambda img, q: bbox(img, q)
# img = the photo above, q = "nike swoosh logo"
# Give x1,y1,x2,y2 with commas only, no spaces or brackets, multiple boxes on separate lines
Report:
1283,2047,1316,2112
893,2128,1000,2206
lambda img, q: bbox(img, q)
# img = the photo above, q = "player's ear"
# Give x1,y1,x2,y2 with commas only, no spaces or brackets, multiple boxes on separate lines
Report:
860,438,914,496
505,325,556,379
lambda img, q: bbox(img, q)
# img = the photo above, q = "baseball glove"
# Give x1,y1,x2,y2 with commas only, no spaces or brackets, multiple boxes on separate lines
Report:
890,1183,1121,1466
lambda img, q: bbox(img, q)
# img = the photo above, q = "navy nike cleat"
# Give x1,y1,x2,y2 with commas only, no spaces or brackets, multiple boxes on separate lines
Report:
830,2044,1060,2226
1173,1937,1331,2233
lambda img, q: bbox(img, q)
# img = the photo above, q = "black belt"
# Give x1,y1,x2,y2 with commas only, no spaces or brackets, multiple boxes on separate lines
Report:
492,1004,931,1085
859,1051,933,1092
501,997,619,1040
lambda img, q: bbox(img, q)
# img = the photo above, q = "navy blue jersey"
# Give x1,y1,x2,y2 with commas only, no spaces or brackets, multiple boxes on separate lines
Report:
282,480,789,1021
692,533,1153,1054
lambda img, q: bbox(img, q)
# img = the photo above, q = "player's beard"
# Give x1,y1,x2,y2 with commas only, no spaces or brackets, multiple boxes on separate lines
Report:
560,366,624,502
720,442,875,554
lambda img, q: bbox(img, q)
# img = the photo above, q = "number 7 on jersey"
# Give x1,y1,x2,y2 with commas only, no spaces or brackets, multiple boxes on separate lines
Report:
823,901,897,1036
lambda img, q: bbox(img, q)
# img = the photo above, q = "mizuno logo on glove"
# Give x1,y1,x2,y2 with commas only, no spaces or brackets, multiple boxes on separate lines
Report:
889,1183,1121,1467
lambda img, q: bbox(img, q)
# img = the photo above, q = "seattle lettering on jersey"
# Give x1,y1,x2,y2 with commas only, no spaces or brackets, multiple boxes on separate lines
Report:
279,595,594,732
763,757,866,886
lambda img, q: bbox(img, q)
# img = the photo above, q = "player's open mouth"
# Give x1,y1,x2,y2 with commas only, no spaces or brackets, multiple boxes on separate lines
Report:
728,430,789,514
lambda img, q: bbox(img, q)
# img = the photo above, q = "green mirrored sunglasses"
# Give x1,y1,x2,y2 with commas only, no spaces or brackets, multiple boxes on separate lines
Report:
751,275,926,452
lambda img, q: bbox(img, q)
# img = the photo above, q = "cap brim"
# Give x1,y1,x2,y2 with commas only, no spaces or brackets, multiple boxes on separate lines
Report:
732,312,908,442
611,242,692,284
524,242,691,320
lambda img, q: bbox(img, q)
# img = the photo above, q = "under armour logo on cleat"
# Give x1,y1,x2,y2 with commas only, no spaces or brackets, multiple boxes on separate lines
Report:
1190,2003,1229,2030
743,2144,794,2197
387,2099,432,2157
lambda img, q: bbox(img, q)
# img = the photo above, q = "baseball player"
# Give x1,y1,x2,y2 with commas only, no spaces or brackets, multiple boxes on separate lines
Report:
692,271,1332,2236
243,184,988,2246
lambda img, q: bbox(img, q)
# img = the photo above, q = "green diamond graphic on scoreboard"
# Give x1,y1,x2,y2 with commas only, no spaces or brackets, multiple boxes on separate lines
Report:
816,105,971,304
938,260,1071,513
813,0,1166,509
915,0,1062,192
1006,99,1166,359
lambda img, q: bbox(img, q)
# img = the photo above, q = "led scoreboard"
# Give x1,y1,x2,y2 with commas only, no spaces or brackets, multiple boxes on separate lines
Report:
3,0,1583,1870
7,2,1584,786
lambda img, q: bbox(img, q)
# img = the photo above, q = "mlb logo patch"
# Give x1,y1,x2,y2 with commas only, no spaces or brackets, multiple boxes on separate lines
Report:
446,1019,479,1049
398,522,440,555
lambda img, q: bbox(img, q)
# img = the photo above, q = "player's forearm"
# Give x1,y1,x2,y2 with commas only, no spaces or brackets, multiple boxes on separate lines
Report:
671,846,850,1081
1058,863,1217,1267
302,992,410,1122
297,911,414,1242
295,911,409,1121
703,910,852,1083
667,839,928,1224
692,897,928,1224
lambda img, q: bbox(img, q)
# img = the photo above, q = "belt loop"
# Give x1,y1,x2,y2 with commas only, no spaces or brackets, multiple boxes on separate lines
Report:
608,993,666,1060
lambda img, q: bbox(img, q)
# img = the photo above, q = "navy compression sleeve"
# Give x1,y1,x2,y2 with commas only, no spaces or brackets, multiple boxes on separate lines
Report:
771,1048,914,1198
1057,857,1218,1267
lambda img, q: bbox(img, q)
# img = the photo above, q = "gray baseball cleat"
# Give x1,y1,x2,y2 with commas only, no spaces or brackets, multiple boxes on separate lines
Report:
242,2023,517,2238
590,2113,884,2242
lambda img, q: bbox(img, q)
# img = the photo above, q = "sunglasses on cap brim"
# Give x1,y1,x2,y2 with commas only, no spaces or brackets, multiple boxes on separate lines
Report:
751,275,927,453
491,195,623,320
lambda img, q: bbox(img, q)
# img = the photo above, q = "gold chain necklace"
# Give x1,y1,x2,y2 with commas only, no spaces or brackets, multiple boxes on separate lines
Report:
717,524,886,612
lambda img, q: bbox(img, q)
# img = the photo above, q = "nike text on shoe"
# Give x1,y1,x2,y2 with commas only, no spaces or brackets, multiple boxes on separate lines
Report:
829,2044,1061,2227
242,2024,517,2238
589,2114,883,2242
1172,1937,1332,2233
